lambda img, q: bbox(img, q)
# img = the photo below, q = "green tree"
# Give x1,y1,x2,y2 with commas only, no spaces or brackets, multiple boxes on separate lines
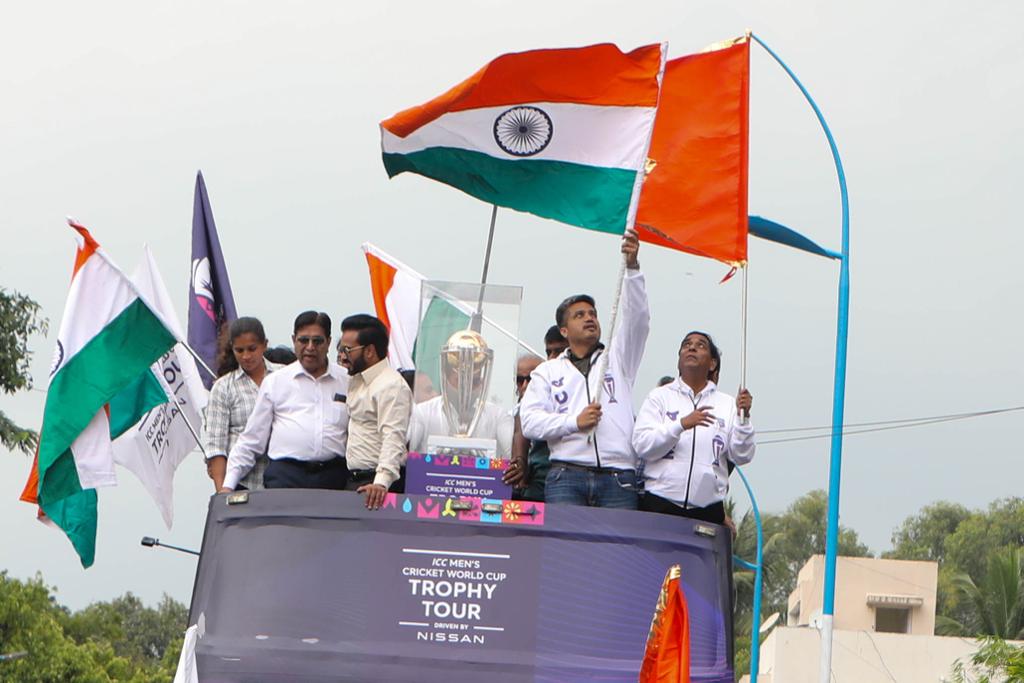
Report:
0,571,186,682
883,501,971,563
939,548,1024,639
63,593,187,664
761,490,871,611
731,490,871,680
0,288,48,455
950,636,1024,683
944,498,1024,584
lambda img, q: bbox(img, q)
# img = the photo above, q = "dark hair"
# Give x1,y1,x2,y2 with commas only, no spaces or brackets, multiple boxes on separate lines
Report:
680,330,721,380
555,294,596,327
544,325,565,345
264,345,297,365
293,310,331,337
215,317,267,376
400,369,416,391
340,314,389,359
657,375,674,387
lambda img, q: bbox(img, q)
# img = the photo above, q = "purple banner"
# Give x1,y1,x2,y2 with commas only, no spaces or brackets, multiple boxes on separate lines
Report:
188,170,236,387
405,451,513,500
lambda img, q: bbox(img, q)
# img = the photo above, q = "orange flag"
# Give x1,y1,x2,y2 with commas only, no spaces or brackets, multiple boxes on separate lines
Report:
636,37,750,266
639,564,691,683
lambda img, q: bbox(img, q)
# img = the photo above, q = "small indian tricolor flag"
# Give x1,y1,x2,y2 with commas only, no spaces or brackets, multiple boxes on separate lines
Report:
362,242,427,370
20,220,177,567
361,242,471,388
380,43,666,235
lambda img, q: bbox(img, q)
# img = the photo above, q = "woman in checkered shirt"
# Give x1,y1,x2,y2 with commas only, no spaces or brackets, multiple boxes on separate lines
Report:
203,317,282,491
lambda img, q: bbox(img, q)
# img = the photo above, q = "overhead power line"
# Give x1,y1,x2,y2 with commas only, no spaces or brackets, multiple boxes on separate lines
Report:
759,406,1024,445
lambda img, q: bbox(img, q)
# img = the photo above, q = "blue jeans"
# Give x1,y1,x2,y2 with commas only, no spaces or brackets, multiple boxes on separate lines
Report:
544,463,638,509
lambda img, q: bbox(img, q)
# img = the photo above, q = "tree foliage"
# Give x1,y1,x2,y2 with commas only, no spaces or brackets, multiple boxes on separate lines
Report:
731,489,872,679
733,490,871,626
950,636,1024,683
884,500,971,564
0,287,48,454
938,548,1024,639
0,572,184,682
887,497,1024,634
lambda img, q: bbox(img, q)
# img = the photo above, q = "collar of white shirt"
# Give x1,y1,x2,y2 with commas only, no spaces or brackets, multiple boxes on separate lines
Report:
288,360,347,383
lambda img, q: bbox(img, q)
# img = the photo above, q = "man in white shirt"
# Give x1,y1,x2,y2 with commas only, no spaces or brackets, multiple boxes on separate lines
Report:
221,311,350,491
520,229,649,508
632,331,754,523
337,314,412,509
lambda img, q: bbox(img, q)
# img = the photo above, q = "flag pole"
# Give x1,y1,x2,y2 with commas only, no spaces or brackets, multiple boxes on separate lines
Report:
591,252,629,406
739,263,750,425
152,358,209,460
750,33,851,683
591,40,668,408
176,341,217,382
470,204,498,333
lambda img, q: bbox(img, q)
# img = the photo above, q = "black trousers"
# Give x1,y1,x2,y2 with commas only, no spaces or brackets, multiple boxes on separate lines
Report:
263,457,348,490
344,468,375,492
639,492,726,524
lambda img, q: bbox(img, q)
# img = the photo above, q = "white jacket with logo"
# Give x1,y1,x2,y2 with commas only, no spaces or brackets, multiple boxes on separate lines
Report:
632,379,755,508
520,269,649,471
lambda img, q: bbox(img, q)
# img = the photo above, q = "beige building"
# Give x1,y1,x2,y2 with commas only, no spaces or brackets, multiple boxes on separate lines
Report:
741,555,1019,683
788,555,938,635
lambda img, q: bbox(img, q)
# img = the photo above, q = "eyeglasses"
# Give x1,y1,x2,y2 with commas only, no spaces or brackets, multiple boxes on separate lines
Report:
516,374,532,384
337,344,365,356
296,336,327,347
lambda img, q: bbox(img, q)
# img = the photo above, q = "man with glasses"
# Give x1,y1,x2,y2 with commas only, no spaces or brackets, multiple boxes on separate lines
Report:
505,326,569,499
221,311,350,491
336,314,412,510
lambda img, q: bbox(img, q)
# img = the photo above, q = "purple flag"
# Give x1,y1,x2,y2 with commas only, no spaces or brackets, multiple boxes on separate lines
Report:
188,171,237,388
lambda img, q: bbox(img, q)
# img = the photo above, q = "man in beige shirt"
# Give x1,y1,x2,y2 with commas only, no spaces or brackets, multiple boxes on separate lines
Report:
337,314,413,509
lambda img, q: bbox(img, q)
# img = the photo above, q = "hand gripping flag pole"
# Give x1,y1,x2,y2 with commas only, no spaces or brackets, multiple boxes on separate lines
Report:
749,33,851,683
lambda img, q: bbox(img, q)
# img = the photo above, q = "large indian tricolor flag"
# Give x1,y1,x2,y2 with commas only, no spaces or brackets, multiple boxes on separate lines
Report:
380,43,666,234
20,221,177,567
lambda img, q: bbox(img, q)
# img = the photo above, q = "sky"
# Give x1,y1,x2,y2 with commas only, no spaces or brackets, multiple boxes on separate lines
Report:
1,0,1022,611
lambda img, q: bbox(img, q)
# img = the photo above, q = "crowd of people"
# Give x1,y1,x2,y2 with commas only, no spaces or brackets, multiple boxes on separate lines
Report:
204,230,755,524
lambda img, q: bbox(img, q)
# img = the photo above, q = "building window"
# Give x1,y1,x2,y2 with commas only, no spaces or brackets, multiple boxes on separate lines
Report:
875,607,910,634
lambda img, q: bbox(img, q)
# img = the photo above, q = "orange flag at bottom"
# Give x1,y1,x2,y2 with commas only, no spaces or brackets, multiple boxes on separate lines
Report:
639,564,691,683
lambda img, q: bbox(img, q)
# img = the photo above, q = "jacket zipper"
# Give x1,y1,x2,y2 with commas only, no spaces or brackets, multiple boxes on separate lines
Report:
682,394,698,508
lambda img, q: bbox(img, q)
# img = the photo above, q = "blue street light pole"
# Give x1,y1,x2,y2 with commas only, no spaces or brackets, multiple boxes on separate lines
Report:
733,465,764,679
749,33,851,683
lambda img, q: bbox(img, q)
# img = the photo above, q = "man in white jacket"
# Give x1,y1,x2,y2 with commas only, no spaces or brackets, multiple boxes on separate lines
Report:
632,331,754,524
520,229,649,508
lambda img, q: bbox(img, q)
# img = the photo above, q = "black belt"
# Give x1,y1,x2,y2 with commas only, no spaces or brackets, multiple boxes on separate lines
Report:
274,456,346,473
550,460,634,475
347,468,376,483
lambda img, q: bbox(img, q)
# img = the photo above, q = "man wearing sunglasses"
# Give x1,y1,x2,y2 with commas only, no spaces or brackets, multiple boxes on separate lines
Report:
221,311,350,492
505,326,569,500
337,314,413,510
